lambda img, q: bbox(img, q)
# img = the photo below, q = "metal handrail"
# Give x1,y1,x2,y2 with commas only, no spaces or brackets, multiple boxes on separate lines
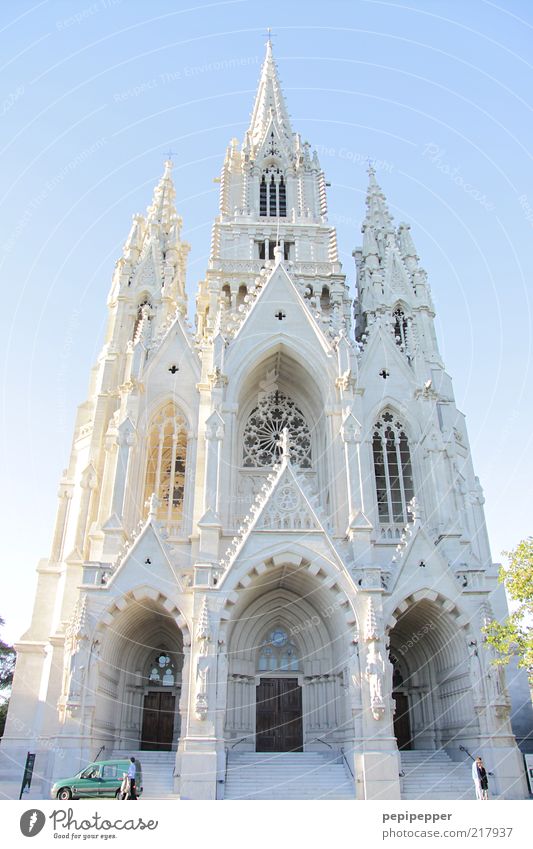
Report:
340,747,355,780
218,737,249,799
460,745,494,775
229,737,248,750
310,737,334,750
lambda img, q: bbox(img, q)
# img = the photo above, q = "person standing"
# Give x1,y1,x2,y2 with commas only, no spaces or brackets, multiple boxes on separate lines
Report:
472,756,489,800
127,756,137,800
119,772,129,800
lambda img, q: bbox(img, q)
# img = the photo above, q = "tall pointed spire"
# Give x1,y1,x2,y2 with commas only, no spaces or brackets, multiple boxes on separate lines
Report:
146,159,178,232
364,164,393,231
247,38,292,148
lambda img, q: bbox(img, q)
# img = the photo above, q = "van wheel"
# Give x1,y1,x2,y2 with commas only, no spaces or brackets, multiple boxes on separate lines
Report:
57,788,72,800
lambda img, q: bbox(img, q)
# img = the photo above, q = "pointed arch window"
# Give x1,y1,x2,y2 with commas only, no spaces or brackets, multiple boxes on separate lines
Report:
372,411,414,524
393,307,408,350
279,176,287,217
132,299,152,340
259,175,267,216
259,167,287,217
242,390,312,468
257,628,299,672
144,403,187,523
147,651,176,686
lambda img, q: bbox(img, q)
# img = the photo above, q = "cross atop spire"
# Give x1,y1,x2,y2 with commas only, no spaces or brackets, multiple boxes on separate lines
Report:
364,163,393,231
247,37,292,148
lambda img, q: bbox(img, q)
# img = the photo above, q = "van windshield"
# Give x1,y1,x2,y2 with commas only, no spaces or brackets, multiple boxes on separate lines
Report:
80,765,100,779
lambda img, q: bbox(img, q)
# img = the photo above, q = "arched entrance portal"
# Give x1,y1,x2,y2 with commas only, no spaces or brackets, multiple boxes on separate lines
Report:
388,597,479,751
94,595,186,752
222,558,356,752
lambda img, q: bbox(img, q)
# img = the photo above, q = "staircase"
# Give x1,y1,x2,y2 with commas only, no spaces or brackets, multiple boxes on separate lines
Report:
111,751,179,800
223,751,355,800
400,750,475,800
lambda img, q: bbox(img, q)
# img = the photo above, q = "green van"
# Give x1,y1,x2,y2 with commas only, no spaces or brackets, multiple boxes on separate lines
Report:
50,758,143,800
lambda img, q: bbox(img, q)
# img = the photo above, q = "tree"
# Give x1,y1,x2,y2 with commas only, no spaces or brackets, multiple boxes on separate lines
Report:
0,615,16,737
484,537,533,679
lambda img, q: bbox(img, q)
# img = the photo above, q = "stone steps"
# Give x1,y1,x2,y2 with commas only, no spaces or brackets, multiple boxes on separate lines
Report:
224,752,355,800
400,750,475,800
110,750,179,800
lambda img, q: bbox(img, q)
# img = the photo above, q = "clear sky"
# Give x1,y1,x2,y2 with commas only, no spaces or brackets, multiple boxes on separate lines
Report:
0,0,532,644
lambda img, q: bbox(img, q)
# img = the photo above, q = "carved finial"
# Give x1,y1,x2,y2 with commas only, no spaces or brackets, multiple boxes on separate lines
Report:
197,596,211,643
365,598,380,642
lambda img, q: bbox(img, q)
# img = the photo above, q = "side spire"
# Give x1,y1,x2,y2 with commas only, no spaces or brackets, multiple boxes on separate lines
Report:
364,164,393,231
147,159,178,233
246,38,292,148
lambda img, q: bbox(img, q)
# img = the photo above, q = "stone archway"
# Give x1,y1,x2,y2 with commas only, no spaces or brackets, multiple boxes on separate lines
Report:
387,593,479,752
93,590,190,752
221,554,358,752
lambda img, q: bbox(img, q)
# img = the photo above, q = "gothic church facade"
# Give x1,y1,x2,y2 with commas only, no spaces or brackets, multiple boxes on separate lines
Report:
2,42,530,800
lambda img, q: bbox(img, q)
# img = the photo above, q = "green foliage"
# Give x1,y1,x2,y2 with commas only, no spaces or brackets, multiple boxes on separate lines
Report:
0,615,16,737
484,537,533,677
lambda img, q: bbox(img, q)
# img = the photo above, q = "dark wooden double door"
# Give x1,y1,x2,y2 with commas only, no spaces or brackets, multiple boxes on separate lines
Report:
256,677,303,752
141,691,175,751
392,691,412,750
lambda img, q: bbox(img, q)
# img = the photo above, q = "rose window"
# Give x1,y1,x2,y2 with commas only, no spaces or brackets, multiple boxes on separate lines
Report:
258,629,299,671
242,390,312,468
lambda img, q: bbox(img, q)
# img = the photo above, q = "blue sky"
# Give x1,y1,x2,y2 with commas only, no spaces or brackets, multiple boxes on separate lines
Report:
0,0,532,643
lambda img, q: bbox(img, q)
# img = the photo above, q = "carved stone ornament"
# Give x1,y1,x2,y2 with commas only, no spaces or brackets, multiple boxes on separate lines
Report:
195,659,209,720
366,647,386,720
243,390,311,468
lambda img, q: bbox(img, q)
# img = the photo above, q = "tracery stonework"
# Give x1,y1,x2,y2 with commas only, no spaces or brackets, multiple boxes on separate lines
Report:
242,390,312,468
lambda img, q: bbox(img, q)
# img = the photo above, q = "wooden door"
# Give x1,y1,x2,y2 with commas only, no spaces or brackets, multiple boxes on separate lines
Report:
392,692,411,750
141,691,175,751
256,678,303,752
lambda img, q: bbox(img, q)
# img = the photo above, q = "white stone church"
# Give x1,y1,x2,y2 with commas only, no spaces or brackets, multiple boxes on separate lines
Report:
2,42,531,801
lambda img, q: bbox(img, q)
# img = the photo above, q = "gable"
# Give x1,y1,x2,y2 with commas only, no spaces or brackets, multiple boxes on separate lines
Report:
143,312,201,384
219,454,352,580
109,520,187,593
226,262,333,366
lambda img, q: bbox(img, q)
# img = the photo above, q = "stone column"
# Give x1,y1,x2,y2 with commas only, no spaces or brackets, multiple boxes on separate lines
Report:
178,596,218,800
50,478,74,562
203,410,224,516
355,583,401,799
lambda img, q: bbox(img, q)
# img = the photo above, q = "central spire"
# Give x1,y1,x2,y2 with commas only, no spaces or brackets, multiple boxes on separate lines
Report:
246,38,293,148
